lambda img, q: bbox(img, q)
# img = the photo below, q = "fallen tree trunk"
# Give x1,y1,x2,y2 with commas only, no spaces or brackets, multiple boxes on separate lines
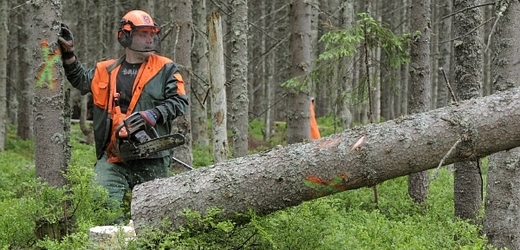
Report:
132,87,520,231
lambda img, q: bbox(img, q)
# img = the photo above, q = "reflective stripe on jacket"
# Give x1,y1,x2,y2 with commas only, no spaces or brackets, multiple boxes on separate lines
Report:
64,54,189,159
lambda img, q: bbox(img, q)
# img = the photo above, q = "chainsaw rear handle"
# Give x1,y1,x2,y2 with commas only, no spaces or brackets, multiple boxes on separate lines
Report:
124,112,148,136
116,112,162,144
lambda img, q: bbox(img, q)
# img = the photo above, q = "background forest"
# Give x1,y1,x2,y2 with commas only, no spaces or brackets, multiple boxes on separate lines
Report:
1,0,519,249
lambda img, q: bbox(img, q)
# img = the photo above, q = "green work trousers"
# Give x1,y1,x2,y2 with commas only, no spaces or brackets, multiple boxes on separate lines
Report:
94,152,170,210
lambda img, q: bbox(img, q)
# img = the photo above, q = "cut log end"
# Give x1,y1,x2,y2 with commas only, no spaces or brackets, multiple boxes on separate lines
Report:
88,220,136,247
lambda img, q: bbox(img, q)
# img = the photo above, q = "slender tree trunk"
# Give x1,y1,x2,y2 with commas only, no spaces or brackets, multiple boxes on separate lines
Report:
262,0,274,142
78,0,92,144
482,5,493,97
408,0,432,204
380,5,392,121
28,0,70,240
484,2,520,249
339,0,354,129
191,0,210,147
399,0,410,116
287,0,311,144
0,0,7,151
229,0,249,158
208,12,229,163
172,0,194,169
452,0,483,223
436,0,452,108
6,3,18,128
133,87,520,231
16,4,33,140
111,0,123,55
29,0,70,188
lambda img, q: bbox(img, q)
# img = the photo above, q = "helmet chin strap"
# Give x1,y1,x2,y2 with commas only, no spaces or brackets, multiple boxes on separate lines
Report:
128,46,153,53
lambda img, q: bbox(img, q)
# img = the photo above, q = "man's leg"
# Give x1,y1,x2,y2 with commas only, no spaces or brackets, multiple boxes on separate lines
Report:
93,153,130,224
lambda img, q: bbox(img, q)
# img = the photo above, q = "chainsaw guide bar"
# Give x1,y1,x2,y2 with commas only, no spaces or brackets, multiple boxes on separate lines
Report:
118,133,186,161
137,133,186,156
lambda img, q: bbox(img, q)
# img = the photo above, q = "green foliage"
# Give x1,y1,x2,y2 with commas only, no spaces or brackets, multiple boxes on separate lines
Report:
0,197,39,248
314,12,411,110
251,168,491,250
128,208,264,249
280,77,307,92
316,115,344,136
319,13,410,68
0,126,122,249
192,143,214,167
248,119,266,141
36,232,90,250
4,125,34,160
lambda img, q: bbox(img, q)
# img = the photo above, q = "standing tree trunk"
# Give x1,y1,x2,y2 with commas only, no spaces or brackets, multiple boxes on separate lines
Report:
17,3,33,140
172,0,194,169
191,0,210,148
208,12,229,163
229,0,249,158
28,1,70,187
436,0,452,108
399,0,410,116
287,0,311,144
407,0,432,204
381,2,395,121
484,2,520,249
28,0,70,240
339,0,354,130
452,0,483,223
132,87,520,231
0,0,7,151
7,4,18,128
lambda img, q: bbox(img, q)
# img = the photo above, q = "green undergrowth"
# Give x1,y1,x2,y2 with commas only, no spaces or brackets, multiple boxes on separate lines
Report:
0,122,495,249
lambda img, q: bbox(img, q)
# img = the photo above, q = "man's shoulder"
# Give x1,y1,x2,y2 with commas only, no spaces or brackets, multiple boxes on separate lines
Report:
150,54,174,65
96,58,118,68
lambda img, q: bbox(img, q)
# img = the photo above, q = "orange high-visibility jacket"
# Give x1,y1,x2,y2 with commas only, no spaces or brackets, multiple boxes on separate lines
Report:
64,54,189,159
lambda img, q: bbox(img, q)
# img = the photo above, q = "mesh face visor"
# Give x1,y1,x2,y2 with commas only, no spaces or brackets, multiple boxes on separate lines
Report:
128,26,161,53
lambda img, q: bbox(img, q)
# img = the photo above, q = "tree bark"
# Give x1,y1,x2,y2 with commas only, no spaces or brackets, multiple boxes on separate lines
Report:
28,0,70,240
452,0,483,223
484,2,520,249
171,0,194,170
229,0,249,158
208,12,229,163
16,3,33,140
286,0,311,144
436,0,452,108
191,0,210,147
408,0,432,204
29,0,70,187
0,0,7,151
133,87,520,231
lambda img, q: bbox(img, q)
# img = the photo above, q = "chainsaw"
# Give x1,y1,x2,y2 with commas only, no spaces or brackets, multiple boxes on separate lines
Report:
115,112,186,163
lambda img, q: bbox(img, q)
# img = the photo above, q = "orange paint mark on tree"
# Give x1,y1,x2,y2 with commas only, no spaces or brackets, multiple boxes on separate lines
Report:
36,40,61,89
306,175,328,185
304,173,350,197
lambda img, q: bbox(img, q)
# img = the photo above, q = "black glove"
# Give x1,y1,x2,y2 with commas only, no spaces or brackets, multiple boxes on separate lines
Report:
58,23,75,60
139,109,161,126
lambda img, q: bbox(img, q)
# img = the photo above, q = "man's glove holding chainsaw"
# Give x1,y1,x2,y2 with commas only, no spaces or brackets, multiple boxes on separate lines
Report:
139,108,161,127
58,23,75,60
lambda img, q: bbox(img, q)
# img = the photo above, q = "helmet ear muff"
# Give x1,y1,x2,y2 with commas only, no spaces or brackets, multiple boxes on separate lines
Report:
118,30,132,48
117,19,133,48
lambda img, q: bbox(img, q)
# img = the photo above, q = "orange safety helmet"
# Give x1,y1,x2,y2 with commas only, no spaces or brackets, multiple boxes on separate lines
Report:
117,10,161,50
